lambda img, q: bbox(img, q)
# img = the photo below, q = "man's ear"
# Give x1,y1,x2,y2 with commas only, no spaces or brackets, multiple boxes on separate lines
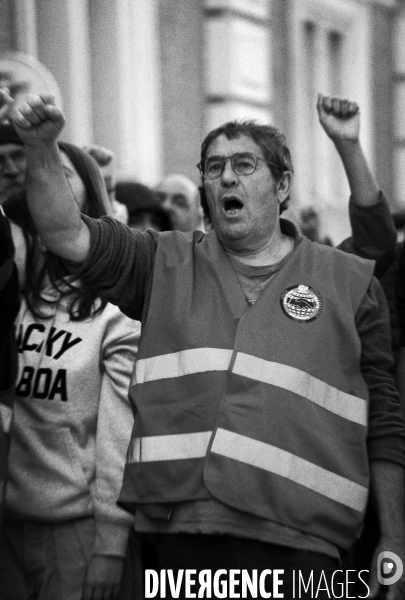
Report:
277,171,292,204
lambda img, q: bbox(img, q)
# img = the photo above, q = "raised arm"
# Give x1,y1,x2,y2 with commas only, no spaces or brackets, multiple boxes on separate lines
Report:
318,94,396,275
317,94,379,207
1,90,90,262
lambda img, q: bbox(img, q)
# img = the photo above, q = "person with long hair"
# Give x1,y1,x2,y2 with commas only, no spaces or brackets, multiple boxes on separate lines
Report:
0,206,20,526
0,141,140,600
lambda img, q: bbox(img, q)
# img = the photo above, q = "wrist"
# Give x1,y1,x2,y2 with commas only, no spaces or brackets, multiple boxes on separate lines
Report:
24,139,59,154
333,137,360,151
24,142,62,173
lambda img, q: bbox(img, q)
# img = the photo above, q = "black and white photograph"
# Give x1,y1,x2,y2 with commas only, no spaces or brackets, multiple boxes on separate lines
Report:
0,1,405,599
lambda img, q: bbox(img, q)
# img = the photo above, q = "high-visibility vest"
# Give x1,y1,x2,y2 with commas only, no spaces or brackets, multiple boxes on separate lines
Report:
119,228,374,549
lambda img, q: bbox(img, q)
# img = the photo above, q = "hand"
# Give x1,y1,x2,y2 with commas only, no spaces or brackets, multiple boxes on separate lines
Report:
368,539,405,600
82,555,125,600
317,94,360,143
9,93,65,148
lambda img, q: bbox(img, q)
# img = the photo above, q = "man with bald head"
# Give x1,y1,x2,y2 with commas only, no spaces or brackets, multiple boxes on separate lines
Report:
156,173,205,232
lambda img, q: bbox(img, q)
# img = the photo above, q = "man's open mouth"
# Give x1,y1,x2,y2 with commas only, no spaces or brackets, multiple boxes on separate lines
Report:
224,198,244,214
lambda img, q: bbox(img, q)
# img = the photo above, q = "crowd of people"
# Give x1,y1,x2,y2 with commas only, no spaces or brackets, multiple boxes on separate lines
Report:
0,86,404,600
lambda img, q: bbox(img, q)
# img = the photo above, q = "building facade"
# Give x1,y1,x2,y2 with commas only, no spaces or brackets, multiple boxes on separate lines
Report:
0,0,403,243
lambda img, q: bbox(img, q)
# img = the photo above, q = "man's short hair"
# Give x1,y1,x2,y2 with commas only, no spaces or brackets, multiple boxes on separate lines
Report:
198,120,293,220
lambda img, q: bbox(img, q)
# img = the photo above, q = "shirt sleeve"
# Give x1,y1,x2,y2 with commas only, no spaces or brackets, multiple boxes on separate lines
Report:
357,276,405,465
93,304,140,557
65,214,158,321
337,192,396,279
395,241,405,347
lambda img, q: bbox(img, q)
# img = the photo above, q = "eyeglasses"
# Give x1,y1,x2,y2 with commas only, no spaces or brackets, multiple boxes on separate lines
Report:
0,149,26,174
197,152,282,180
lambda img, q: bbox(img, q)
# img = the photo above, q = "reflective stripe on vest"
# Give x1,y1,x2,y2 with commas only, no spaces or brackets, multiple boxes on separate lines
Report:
233,353,367,426
133,348,367,425
127,431,212,463
127,427,367,511
211,428,368,512
134,348,233,384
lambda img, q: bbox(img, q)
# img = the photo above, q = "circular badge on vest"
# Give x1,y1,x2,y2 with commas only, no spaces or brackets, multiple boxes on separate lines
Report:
280,284,323,323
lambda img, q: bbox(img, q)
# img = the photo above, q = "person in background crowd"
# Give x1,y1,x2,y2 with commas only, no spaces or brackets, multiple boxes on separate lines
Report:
116,181,171,232
396,233,405,414
0,115,24,527
0,136,140,600
0,206,20,526
380,213,405,365
299,206,333,246
396,234,405,600
156,173,205,232
0,123,27,204
83,144,129,225
4,89,405,600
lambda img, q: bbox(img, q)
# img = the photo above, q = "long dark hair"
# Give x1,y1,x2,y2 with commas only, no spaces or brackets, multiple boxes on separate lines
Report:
3,143,110,321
